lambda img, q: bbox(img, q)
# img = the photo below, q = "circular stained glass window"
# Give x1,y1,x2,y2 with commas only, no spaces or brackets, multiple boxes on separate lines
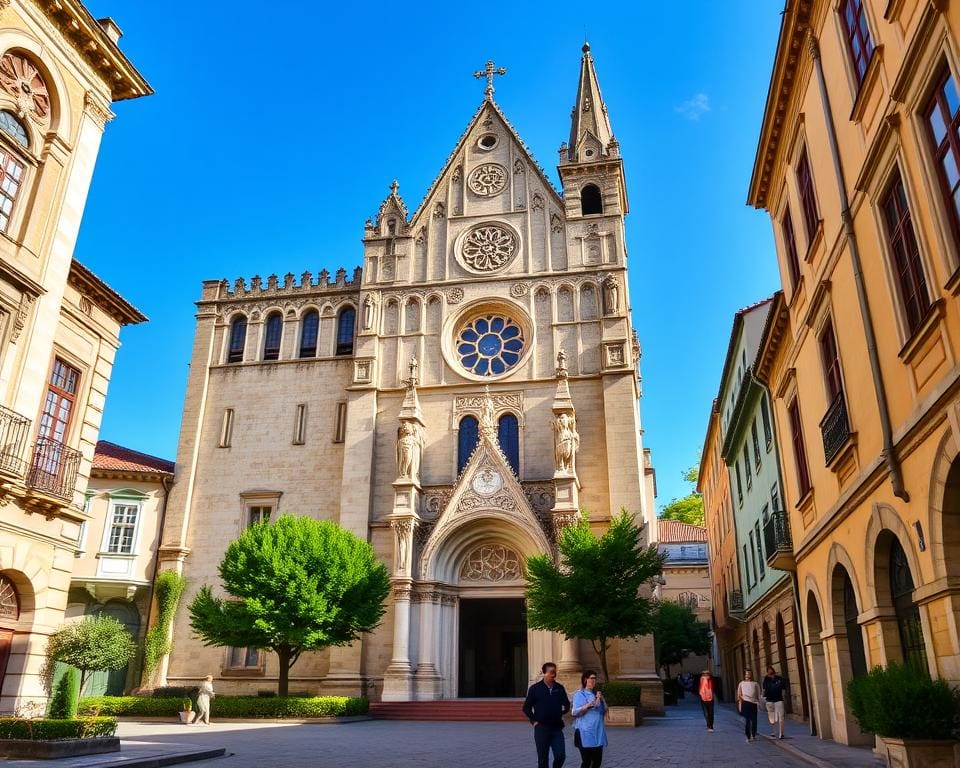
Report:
456,315,524,376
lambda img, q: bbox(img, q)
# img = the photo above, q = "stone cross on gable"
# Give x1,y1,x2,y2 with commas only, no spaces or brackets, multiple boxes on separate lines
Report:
474,60,507,100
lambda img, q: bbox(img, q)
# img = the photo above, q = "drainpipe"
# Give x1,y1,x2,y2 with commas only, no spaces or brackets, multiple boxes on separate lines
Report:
138,473,173,689
807,32,908,502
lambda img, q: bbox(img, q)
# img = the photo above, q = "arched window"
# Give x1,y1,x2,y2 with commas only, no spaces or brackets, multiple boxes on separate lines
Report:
227,315,247,363
0,575,19,621
841,569,868,679
336,307,356,356
299,310,319,358
263,312,282,361
0,111,27,147
498,413,519,474
581,184,603,215
889,538,927,670
457,416,479,475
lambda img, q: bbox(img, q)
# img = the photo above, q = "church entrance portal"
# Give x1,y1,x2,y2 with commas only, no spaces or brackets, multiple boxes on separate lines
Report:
458,598,527,697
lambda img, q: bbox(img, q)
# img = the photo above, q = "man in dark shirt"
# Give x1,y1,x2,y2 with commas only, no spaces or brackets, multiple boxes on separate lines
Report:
522,662,570,768
762,665,787,739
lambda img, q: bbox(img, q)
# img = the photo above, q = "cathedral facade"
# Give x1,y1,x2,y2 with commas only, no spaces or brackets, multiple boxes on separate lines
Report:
157,46,659,706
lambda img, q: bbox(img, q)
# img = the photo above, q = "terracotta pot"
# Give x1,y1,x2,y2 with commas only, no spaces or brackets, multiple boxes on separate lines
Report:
876,736,956,768
178,711,196,724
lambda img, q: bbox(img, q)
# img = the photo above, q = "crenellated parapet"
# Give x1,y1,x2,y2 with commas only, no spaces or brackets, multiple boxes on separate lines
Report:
199,266,363,303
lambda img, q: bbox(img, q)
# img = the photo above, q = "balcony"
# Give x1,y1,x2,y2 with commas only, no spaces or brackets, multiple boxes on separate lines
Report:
763,510,796,571
727,589,744,621
820,392,851,465
27,437,81,502
0,405,30,477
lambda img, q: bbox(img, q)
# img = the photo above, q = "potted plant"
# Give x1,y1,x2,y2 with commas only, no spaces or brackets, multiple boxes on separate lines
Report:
597,682,643,727
178,698,195,724
846,663,959,768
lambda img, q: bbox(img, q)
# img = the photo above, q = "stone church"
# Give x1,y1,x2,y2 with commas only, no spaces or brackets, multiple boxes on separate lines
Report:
156,45,660,706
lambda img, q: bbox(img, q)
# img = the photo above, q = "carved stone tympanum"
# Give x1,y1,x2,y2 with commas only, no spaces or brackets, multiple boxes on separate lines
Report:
459,544,522,582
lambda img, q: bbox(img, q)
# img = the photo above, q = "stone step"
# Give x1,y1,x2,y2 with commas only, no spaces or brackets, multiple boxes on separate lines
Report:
370,699,527,721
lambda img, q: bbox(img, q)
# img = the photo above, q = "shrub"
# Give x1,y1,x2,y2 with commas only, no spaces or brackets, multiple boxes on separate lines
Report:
48,666,80,719
597,682,643,707
78,695,369,718
846,663,960,740
0,717,116,740
151,686,197,699
143,571,187,678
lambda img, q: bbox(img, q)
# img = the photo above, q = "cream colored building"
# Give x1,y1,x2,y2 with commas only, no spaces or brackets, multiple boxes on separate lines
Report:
656,519,712,676
63,441,172,696
157,47,662,708
749,0,960,748
0,0,150,714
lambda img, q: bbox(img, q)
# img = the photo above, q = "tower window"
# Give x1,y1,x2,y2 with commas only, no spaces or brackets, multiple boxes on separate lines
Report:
299,310,319,358
336,307,356,356
263,312,282,361
497,413,520,475
457,416,479,475
227,316,247,363
581,184,603,215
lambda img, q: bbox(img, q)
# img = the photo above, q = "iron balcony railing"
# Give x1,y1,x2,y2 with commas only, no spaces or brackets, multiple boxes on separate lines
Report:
27,437,81,501
763,510,794,561
0,405,30,476
820,392,851,465
677,593,700,610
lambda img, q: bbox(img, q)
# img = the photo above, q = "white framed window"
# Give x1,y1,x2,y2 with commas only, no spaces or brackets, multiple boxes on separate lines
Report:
247,505,271,528
98,490,147,555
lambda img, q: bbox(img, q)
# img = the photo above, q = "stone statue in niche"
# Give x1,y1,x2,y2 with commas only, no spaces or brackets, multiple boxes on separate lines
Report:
393,519,413,571
362,295,376,330
397,422,423,481
603,275,620,315
553,412,579,475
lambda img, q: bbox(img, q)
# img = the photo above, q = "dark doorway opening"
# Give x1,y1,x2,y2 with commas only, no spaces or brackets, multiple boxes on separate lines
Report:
458,598,527,697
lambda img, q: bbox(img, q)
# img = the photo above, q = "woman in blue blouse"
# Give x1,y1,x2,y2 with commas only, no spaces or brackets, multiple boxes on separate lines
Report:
571,670,607,768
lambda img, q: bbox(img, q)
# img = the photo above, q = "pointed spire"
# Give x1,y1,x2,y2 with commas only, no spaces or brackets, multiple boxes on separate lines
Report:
567,42,614,162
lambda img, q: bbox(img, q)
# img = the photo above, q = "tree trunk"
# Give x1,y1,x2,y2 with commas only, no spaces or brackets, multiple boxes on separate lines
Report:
598,638,610,682
77,669,89,714
276,646,291,697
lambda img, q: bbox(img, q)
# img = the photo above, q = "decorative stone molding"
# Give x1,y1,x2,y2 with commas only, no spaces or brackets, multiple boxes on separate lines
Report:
603,341,627,369
550,213,563,233
440,593,459,606
460,544,522,581
392,518,415,573
514,159,525,175
421,488,453,519
522,484,555,514
453,390,523,424
354,358,374,384
452,165,463,183
510,283,529,298
393,586,413,600
457,223,519,273
446,287,464,304
0,52,50,126
433,202,445,220
468,163,507,196
411,590,442,603
10,293,34,343
532,193,544,211
83,91,114,130
459,490,515,512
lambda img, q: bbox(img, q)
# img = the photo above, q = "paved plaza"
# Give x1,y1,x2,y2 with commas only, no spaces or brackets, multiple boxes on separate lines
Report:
103,697,882,768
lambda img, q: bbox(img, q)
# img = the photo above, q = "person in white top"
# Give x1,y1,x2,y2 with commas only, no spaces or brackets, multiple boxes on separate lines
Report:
736,669,761,743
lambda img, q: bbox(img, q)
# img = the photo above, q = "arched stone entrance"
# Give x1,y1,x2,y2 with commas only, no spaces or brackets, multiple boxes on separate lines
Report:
0,570,34,714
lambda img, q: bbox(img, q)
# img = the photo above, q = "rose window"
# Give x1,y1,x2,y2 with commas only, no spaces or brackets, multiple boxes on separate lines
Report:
460,224,517,272
0,53,50,126
468,163,507,196
456,314,524,376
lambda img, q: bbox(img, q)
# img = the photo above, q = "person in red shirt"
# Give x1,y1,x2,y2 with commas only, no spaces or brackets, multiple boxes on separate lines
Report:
698,670,715,731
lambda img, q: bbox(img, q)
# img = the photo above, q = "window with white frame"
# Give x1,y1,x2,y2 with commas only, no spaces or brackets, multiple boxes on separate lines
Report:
106,502,140,554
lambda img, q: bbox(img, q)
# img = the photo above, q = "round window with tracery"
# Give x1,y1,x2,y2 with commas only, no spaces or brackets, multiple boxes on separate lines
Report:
459,223,518,273
456,314,524,376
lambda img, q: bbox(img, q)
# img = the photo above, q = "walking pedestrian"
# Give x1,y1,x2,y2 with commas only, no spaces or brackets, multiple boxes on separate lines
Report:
195,675,215,725
762,666,787,739
736,669,761,743
571,670,607,768
522,662,570,768
698,669,715,732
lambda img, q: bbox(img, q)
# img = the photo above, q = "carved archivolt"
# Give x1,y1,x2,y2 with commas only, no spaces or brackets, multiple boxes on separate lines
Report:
468,163,507,197
460,544,523,582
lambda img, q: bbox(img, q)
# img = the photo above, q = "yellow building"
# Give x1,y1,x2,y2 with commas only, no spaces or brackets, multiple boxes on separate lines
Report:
0,1,150,714
749,0,960,746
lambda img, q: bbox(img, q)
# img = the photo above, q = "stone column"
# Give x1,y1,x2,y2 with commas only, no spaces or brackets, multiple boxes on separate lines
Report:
382,584,415,701
558,636,581,689
414,590,442,699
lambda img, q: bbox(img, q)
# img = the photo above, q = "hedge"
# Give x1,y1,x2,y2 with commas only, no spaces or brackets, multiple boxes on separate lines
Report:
597,682,643,707
0,717,116,740
79,695,369,718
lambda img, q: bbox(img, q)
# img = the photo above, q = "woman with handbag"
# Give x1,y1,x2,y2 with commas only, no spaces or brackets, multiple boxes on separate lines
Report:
571,670,607,768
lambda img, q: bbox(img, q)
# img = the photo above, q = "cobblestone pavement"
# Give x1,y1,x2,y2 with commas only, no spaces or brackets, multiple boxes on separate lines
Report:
112,698,839,768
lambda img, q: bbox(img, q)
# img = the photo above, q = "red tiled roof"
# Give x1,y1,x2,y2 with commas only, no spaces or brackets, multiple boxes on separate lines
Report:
92,440,174,475
658,519,708,543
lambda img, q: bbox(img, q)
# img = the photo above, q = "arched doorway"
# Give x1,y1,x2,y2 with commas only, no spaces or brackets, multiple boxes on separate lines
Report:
889,538,927,670
775,613,792,714
0,575,19,695
84,601,140,696
830,565,872,745
804,590,831,740
761,622,773,673
752,630,761,676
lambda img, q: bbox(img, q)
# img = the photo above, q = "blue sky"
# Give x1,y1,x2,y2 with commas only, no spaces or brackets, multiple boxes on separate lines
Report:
79,1,784,512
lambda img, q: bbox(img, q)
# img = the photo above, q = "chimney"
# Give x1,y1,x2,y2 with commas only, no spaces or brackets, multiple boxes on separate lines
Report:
96,17,123,45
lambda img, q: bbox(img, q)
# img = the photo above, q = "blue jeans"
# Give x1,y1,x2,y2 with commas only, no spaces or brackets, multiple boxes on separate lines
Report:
534,725,566,768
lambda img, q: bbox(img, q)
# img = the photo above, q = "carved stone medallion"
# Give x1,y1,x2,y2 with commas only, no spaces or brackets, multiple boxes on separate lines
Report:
468,163,507,197
460,224,518,272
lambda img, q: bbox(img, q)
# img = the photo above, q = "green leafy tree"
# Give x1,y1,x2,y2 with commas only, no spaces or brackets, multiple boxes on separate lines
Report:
659,460,704,527
525,510,665,682
189,514,391,696
46,616,136,709
654,601,711,677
